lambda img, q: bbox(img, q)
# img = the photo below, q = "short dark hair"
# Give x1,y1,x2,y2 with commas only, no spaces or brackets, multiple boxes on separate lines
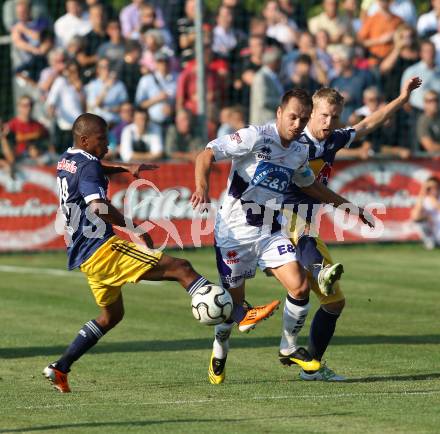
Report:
295,53,312,66
280,88,312,109
72,113,107,141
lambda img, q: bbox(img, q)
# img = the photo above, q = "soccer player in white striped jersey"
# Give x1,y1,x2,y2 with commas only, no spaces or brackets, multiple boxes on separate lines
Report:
191,88,374,384
279,77,422,382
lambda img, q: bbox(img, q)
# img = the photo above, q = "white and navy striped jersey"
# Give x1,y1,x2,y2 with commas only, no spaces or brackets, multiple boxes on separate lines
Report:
207,123,315,247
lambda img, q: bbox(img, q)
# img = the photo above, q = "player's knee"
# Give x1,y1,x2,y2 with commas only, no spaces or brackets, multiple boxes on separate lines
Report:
286,273,309,299
99,308,124,331
324,299,345,315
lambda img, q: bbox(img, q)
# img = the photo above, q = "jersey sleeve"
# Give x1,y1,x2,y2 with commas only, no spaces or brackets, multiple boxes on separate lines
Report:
206,126,258,161
292,157,315,188
334,127,357,150
78,161,107,204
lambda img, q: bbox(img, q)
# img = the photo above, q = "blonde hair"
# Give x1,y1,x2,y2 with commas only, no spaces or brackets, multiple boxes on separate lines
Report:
312,87,345,107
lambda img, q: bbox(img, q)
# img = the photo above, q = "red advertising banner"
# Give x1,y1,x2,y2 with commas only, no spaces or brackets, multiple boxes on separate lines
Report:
1,158,439,252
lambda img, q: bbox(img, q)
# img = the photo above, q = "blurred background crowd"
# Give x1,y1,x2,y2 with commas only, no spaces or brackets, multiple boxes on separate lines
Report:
1,0,440,169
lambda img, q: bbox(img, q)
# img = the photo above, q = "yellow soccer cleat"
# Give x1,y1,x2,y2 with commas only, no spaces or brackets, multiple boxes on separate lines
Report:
279,347,321,372
208,351,227,385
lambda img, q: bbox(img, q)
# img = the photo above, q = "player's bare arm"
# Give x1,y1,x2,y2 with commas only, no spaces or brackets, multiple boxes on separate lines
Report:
100,160,159,177
88,198,153,248
301,181,375,227
191,148,215,210
353,77,422,141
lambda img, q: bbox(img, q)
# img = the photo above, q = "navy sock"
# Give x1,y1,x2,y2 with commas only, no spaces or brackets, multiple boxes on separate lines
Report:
55,320,106,373
296,235,324,281
308,307,340,362
186,276,210,296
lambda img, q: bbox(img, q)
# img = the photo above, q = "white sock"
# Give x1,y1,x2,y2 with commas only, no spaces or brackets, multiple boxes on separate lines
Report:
279,295,310,355
212,322,233,359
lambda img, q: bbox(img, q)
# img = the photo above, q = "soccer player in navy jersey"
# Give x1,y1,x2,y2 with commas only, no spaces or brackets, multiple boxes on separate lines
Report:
279,77,422,381
43,113,279,393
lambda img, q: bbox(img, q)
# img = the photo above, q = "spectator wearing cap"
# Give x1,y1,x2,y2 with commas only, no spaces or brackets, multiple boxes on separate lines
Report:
401,40,440,112
249,46,284,125
165,108,203,161
135,50,177,137
54,0,91,48
417,0,440,38
46,60,85,153
417,90,440,152
308,0,353,46
120,108,163,162
85,57,128,125
3,95,50,164
358,0,402,65
329,45,375,123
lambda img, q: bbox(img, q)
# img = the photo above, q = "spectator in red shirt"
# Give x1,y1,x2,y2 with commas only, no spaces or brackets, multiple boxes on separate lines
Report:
176,38,228,139
4,95,50,165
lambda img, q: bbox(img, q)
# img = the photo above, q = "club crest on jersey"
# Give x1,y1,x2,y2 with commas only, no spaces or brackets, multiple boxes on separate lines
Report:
229,132,242,144
257,145,272,160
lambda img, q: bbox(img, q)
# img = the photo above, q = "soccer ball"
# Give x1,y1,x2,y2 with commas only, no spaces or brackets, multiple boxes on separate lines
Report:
191,285,233,325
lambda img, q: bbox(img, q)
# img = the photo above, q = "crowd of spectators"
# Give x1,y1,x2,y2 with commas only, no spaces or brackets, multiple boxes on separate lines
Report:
1,0,440,169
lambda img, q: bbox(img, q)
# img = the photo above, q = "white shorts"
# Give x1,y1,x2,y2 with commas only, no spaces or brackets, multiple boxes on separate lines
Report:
214,232,297,288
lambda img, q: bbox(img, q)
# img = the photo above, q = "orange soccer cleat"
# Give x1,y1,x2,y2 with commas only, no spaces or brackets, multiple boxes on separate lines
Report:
43,364,71,393
238,300,280,333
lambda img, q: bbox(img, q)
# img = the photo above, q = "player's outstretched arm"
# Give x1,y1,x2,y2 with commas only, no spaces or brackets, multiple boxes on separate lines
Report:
101,160,159,177
353,76,422,141
301,181,375,227
88,198,153,248
191,149,215,211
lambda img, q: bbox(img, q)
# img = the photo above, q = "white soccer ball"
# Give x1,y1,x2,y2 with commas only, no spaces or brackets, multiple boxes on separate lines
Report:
191,284,233,325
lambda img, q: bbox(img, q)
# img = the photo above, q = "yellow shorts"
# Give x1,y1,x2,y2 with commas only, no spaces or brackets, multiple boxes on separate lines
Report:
80,236,163,307
287,211,345,305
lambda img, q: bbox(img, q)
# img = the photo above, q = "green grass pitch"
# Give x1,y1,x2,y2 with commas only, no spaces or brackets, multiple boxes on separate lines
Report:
1,243,440,433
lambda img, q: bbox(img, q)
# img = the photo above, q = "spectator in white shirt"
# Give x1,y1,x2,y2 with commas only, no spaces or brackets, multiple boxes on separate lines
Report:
135,50,177,130
417,0,440,38
212,5,246,59
54,0,91,48
85,57,128,125
120,108,163,162
46,60,85,153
